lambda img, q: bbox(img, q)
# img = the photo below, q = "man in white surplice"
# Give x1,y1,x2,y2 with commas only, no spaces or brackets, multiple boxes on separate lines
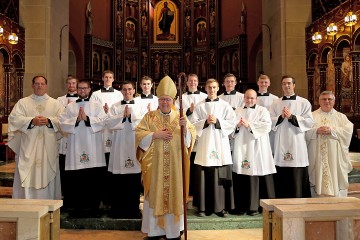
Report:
59,80,108,216
107,81,147,218
269,75,314,198
8,75,64,199
306,91,353,197
191,78,236,217
232,89,276,216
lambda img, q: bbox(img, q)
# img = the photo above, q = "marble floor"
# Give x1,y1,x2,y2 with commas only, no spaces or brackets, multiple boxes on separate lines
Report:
60,228,263,240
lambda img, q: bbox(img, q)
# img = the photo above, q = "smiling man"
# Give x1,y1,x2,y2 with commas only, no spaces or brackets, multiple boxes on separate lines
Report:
107,81,147,219
306,91,353,197
232,89,276,216
135,75,158,112
269,75,314,199
191,78,236,218
9,75,64,200
136,76,196,240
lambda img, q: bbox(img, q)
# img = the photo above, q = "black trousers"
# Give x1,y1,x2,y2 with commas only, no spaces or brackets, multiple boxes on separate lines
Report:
274,166,311,198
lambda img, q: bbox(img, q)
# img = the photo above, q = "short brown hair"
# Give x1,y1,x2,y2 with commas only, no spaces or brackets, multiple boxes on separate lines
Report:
102,70,114,78
282,75,295,84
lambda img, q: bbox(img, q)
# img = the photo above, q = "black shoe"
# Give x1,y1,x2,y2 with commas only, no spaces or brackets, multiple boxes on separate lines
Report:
215,210,228,217
196,211,206,217
229,209,246,215
247,210,260,216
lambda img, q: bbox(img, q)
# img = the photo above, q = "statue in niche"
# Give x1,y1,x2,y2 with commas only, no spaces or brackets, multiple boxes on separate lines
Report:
172,57,179,76
116,49,121,65
125,21,135,44
232,51,239,72
142,51,148,71
240,1,247,34
326,50,335,95
210,8,215,29
341,53,353,112
201,57,207,79
125,59,131,79
313,55,320,106
222,54,229,73
195,56,201,77
210,49,216,65
103,55,110,71
86,1,93,34
197,22,206,44
185,51,191,73
185,15,191,36
142,14,148,36
117,10,122,29
93,52,100,72
131,58,138,79
154,54,161,79
163,56,170,75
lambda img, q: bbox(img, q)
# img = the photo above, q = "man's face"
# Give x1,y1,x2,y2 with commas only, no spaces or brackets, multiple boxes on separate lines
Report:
158,95,173,113
187,76,199,92
141,80,153,94
257,78,270,92
77,82,91,99
244,90,257,107
319,94,335,112
281,78,295,96
122,83,135,101
67,78,77,93
206,82,219,99
102,73,114,87
32,77,48,96
223,76,236,92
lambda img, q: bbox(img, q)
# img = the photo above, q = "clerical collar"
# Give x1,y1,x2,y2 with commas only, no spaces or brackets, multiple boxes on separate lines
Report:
244,104,256,109
205,97,219,102
282,95,296,100
66,93,78,97
101,87,114,92
32,93,49,100
141,93,153,99
224,90,236,95
76,98,89,103
187,90,200,95
160,109,172,115
257,92,269,96
121,100,135,104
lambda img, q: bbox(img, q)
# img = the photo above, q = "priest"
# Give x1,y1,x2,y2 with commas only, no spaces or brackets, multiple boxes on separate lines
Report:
306,91,353,197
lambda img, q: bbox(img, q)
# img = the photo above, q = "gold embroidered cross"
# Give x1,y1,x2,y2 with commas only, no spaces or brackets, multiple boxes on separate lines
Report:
36,104,45,114
321,117,329,126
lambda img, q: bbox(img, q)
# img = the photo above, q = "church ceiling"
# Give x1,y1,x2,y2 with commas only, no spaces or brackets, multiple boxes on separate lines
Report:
312,0,347,21
0,0,19,23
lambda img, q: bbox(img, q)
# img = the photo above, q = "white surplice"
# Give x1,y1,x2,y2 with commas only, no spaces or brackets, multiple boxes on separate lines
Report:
134,94,159,111
8,94,64,199
269,96,314,167
232,105,276,176
219,91,244,109
107,99,147,174
59,100,108,170
306,108,353,197
90,89,123,152
191,98,236,166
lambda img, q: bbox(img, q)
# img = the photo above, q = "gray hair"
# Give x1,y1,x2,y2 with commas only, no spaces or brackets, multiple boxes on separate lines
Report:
319,91,335,100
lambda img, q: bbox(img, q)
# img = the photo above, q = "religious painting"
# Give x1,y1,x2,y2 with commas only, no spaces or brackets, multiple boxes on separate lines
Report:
232,51,240,72
125,20,136,46
92,51,100,73
154,0,179,44
102,53,111,71
221,53,230,73
196,20,207,46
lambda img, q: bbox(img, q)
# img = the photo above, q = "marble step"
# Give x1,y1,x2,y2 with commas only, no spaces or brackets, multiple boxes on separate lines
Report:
60,208,263,231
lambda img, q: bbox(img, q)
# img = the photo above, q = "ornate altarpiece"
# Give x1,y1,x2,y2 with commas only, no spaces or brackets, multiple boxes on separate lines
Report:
84,0,249,92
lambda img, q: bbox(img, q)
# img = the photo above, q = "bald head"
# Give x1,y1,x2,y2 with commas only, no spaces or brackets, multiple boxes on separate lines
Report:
244,89,257,108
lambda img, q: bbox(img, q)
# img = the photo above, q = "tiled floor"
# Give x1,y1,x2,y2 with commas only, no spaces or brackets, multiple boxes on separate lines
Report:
60,229,263,240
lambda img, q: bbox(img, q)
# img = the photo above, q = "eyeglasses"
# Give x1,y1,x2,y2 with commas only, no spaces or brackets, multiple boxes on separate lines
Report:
320,98,334,101
78,87,90,90
159,98,172,102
